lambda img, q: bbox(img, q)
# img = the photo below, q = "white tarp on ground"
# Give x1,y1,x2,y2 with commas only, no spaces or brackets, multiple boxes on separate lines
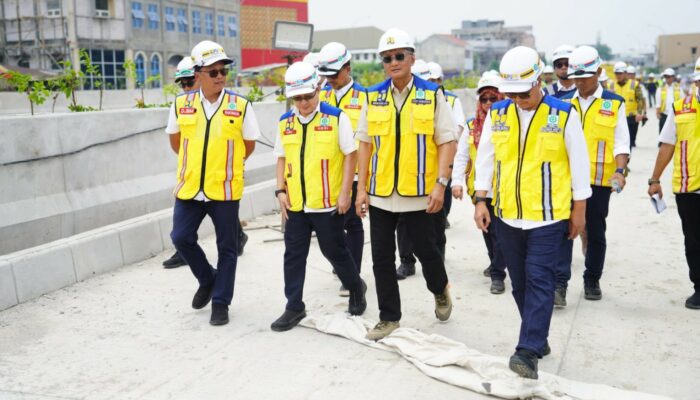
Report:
301,313,673,400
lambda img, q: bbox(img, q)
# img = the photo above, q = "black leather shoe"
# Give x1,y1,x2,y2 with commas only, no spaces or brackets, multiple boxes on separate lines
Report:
192,283,214,309
539,341,551,359
584,282,603,300
210,303,229,326
396,263,415,280
554,286,567,307
482,266,491,277
685,292,700,309
348,280,367,316
163,252,187,269
237,232,248,256
509,349,539,379
271,309,306,332
490,280,505,294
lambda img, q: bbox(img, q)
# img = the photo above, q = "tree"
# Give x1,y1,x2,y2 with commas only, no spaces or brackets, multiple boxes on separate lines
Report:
593,43,613,61
2,70,50,115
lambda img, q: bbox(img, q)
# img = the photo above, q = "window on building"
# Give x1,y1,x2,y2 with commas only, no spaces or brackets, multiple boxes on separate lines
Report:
164,7,175,31
192,10,201,34
135,53,146,86
228,15,237,37
217,15,225,36
83,49,126,90
205,13,213,35
176,8,187,32
46,0,61,16
150,54,161,88
147,4,158,30
95,0,108,12
692,47,698,55
131,2,144,28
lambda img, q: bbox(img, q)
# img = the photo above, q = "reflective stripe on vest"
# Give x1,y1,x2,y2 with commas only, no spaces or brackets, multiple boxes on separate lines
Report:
490,97,572,221
366,77,439,197
174,90,247,201
659,83,682,114
278,103,345,211
571,92,622,187
672,95,700,193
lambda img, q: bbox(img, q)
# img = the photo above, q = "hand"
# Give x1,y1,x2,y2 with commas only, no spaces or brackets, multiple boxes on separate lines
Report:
474,202,490,233
656,110,661,119
568,207,585,240
355,189,369,218
452,186,463,200
336,191,351,215
277,192,291,221
635,114,643,123
609,172,626,192
648,182,663,199
426,184,445,213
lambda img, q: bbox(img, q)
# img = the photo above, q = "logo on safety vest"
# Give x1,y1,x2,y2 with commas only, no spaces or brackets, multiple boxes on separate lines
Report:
542,115,561,133
179,107,196,115
224,109,241,117
416,89,425,99
350,97,359,106
599,100,614,116
315,115,333,131
228,102,237,110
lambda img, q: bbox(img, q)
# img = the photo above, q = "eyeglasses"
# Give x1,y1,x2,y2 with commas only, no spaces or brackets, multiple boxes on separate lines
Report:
504,90,532,100
382,52,409,64
553,60,568,69
292,93,316,102
319,66,340,79
200,67,228,78
179,79,195,89
479,96,499,104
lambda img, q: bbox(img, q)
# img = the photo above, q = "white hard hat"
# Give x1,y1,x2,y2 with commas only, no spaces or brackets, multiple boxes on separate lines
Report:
567,45,601,79
598,69,609,82
317,42,352,76
175,57,195,81
498,46,544,93
191,40,232,67
411,59,431,80
693,57,700,81
284,61,319,98
648,72,656,78
552,45,574,62
427,62,443,79
662,68,675,77
302,52,320,68
613,61,628,73
543,65,554,74
626,65,636,74
477,73,501,93
377,28,415,54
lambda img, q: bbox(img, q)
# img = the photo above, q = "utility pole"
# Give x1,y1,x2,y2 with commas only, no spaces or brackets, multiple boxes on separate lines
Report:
65,0,79,72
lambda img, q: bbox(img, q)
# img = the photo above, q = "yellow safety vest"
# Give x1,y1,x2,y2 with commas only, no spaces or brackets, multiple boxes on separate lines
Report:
320,82,367,131
366,76,439,197
278,102,345,211
445,91,457,108
570,91,624,187
612,80,638,115
174,90,248,201
671,95,700,193
490,96,573,221
464,117,477,198
659,83,682,114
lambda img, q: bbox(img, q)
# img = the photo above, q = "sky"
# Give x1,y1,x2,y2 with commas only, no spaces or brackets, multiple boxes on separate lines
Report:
308,0,700,58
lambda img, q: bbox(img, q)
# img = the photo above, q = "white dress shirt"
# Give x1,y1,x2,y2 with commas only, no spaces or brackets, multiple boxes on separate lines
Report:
655,83,683,114
451,119,493,198
474,101,592,230
572,85,631,157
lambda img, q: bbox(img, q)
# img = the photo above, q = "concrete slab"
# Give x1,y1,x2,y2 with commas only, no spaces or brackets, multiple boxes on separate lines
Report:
11,247,75,303
0,260,18,310
118,220,164,265
71,231,124,281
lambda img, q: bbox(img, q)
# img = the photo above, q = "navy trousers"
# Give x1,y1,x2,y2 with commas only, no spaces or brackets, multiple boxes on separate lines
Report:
283,210,362,312
496,219,568,356
171,199,240,306
676,193,700,291
484,202,507,281
343,181,364,273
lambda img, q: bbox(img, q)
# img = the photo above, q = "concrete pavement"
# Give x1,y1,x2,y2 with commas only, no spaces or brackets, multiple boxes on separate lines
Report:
0,115,696,400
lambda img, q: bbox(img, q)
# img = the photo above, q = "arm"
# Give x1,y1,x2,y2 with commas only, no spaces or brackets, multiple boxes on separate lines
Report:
242,103,262,159
244,141,255,159
169,133,180,154
564,109,591,239
451,130,470,200
473,116,495,232
655,88,662,117
275,157,291,220
611,102,631,190
336,113,357,214
649,111,678,199
427,91,458,213
166,103,180,154
355,105,371,218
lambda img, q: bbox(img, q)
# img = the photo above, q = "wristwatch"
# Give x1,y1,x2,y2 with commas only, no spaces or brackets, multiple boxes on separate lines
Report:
436,177,449,187
474,196,488,205
615,168,625,175
648,179,660,186
274,188,287,197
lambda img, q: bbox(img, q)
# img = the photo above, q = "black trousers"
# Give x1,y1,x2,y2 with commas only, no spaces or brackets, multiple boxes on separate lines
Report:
283,210,362,312
627,115,639,148
659,113,668,135
484,202,507,281
343,181,364,272
583,186,612,285
369,206,449,321
676,194,700,292
397,209,446,265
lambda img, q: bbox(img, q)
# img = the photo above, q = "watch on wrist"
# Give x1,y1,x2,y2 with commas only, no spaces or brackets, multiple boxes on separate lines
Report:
436,177,449,187
274,189,286,197
474,196,488,204
648,179,660,186
615,168,625,175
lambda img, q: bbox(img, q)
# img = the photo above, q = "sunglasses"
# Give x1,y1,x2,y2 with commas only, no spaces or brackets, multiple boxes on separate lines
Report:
382,52,410,64
199,67,228,78
479,96,499,104
292,93,316,102
554,60,568,69
504,91,532,100
319,66,340,79
179,79,195,89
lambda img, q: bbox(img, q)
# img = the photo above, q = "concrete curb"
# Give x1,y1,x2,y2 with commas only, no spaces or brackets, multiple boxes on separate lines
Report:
0,179,278,311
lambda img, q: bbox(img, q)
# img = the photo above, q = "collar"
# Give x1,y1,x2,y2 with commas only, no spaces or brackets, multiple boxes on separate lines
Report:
558,80,576,91
292,103,321,123
334,79,355,99
573,84,603,101
199,89,225,106
391,77,414,95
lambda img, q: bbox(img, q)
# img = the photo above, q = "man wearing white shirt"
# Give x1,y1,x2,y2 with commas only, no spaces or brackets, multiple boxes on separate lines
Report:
655,68,684,134
555,46,630,305
473,46,591,379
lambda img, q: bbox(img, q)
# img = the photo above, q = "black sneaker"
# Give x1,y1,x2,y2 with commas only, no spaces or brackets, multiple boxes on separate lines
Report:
482,266,491,277
210,303,229,326
685,292,700,310
192,283,214,309
396,263,415,280
584,282,603,301
554,286,567,307
237,232,248,256
271,309,307,332
539,341,551,359
163,252,187,269
348,280,367,316
490,280,505,294
509,349,539,379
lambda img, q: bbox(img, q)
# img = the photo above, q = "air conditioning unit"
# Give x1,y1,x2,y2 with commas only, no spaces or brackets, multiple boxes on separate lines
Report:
94,9,109,18
47,9,61,17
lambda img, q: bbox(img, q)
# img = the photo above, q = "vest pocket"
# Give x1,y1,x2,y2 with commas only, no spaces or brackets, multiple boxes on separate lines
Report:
177,115,197,137
367,108,392,136
411,106,435,135
539,135,562,160
314,132,337,159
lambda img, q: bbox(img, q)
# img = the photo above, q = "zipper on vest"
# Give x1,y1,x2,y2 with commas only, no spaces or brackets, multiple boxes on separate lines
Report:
393,112,400,190
514,102,542,219
198,118,212,194
300,123,308,205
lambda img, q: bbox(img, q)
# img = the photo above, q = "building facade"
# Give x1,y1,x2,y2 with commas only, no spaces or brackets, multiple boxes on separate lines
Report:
657,32,700,69
312,26,384,64
451,19,535,72
1,0,241,89
417,34,473,74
